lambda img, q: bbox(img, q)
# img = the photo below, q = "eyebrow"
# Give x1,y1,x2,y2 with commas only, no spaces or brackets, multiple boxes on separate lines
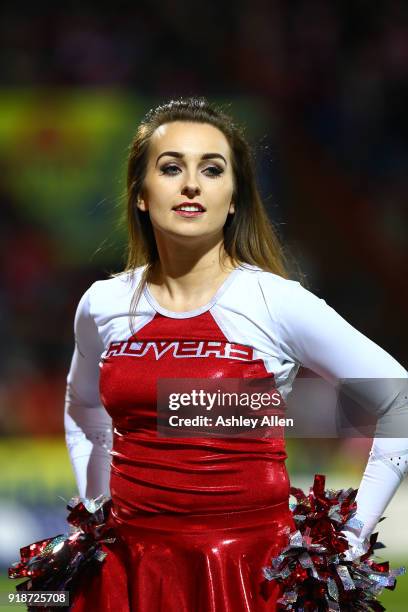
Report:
155,151,227,166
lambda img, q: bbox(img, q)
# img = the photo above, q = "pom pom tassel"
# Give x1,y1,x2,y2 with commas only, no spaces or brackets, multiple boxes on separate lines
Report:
8,495,114,611
262,474,405,610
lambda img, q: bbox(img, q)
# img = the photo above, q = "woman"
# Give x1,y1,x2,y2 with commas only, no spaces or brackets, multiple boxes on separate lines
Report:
63,97,408,611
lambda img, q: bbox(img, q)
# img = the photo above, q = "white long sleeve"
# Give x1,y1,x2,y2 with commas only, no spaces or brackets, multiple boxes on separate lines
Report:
64,287,113,499
267,278,408,546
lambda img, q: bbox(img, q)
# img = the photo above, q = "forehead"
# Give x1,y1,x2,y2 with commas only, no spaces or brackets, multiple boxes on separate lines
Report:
149,121,231,159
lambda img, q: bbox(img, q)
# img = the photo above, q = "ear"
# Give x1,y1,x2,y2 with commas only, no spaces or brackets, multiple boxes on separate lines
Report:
136,195,148,212
228,200,235,214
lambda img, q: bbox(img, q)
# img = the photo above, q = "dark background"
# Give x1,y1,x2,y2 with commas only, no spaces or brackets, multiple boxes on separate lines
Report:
0,1,407,597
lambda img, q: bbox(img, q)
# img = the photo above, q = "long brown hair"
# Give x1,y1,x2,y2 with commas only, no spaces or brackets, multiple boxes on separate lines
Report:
121,97,292,327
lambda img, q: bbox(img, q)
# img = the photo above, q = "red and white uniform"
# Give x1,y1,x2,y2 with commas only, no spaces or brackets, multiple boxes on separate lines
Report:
65,265,408,612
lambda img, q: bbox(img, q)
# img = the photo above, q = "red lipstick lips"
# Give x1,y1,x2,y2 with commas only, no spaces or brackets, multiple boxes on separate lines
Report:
172,202,206,218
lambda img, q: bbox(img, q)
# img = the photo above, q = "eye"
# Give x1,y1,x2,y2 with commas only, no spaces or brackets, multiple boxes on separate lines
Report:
160,164,181,176
202,165,224,178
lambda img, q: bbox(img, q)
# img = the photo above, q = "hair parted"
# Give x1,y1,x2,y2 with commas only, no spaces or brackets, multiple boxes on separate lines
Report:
120,96,291,325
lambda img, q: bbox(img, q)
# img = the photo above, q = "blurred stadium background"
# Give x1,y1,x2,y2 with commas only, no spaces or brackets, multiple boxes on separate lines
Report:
0,1,407,609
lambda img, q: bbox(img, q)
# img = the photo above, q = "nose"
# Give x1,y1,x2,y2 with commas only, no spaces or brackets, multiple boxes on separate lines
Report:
181,173,201,199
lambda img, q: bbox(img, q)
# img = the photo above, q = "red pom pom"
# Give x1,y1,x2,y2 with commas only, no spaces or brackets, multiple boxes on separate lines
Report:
8,496,115,606
262,474,405,610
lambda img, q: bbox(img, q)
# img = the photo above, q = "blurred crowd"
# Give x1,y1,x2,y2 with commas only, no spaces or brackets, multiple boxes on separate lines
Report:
0,0,407,436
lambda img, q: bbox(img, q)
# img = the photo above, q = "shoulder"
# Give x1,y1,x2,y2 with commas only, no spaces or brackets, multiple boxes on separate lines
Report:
90,267,143,298
234,267,328,336
255,270,332,333
79,266,145,320
236,264,300,288
235,264,305,304
255,268,301,293
225,264,311,329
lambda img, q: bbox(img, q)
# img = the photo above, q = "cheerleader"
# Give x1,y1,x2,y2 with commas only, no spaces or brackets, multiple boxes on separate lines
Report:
12,97,408,611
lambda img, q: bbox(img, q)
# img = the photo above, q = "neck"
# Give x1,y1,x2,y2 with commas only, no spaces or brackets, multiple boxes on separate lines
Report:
149,234,237,302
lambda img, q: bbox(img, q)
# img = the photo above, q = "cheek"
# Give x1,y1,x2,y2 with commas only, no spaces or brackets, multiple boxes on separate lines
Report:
145,177,177,204
210,181,234,206
219,174,234,196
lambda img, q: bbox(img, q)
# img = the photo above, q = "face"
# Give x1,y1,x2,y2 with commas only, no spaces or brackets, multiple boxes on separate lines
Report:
137,121,235,245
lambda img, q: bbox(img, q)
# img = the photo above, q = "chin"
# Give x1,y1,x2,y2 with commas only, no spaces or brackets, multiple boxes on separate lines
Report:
168,227,219,244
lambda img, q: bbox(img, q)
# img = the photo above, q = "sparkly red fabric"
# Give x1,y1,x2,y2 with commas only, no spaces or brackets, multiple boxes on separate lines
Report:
71,499,295,612
71,311,296,611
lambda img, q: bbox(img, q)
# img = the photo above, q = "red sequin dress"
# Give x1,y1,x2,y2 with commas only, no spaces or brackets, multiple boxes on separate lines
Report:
65,264,407,611
67,266,297,611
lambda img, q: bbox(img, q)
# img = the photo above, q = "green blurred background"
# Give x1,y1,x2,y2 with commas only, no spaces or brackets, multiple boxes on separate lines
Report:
1,2,408,609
